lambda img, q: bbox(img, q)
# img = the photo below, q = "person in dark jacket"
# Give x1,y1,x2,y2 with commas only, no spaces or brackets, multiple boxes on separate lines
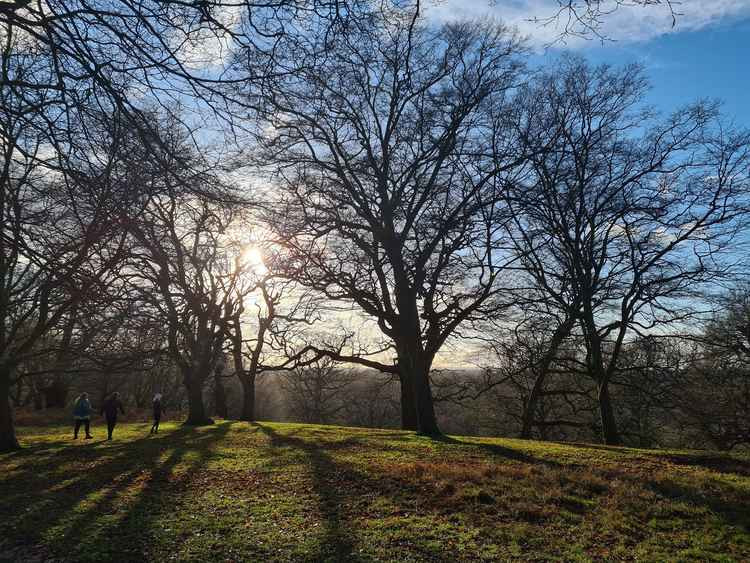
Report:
73,393,93,439
150,393,164,434
100,392,125,440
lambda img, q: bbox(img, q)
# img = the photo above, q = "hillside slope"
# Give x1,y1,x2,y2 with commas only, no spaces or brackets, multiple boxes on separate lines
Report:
1,421,749,562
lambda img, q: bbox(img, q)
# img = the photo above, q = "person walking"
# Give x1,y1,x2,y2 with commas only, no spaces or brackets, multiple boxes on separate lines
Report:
100,392,125,440
73,393,93,439
150,393,164,434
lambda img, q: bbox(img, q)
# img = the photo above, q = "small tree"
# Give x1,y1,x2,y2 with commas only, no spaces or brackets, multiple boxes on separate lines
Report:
280,357,353,425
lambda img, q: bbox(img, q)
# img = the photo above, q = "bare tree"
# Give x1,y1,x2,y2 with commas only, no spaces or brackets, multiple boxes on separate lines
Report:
0,32,161,449
532,1,679,42
227,263,319,422
127,188,249,425
505,56,750,444
280,357,353,424
240,5,527,434
671,287,750,449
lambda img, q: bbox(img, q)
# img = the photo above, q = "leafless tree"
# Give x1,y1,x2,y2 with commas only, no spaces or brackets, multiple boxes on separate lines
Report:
532,1,679,42
240,4,528,434
127,187,250,424
227,262,320,421
280,356,354,424
0,33,163,449
670,287,750,449
504,56,750,444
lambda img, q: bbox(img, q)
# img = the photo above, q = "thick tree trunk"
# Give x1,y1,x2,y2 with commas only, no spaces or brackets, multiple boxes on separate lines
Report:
184,372,212,426
239,375,255,422
598,382,621,445
0,366,20,452
412,366,439,434
398,371,417,431
392,280,439,434
44,306,77,409
396,344,439,434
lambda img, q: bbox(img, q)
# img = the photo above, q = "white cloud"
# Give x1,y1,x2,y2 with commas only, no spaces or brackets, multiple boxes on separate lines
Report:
424,0,750,47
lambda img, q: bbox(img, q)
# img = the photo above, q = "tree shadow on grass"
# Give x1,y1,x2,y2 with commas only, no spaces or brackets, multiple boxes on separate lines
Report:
256,423,361,562
556,441,750,476
427,433,562,467
657,453,750,477
0,423,231,561
647,476,750,533
254,425,591,560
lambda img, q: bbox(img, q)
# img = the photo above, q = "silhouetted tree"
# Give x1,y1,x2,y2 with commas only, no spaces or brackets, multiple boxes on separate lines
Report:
505,57,750,444
242,5,526,434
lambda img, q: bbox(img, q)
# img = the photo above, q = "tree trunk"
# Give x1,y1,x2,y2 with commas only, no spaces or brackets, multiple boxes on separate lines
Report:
398,371,417,431
33,385,43,410
0,366,20,452
43,375,70,409
519,318,574,439
412,366,439,435
213,373,228,419
239,374,255,422
396,340,439,435
45,306,77,409
598,382,621,445
184,371,212,426
391,275,439,434
520,381,543,440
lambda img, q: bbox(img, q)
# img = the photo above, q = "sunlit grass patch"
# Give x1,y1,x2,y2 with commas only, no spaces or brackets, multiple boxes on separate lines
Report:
1,420,748,561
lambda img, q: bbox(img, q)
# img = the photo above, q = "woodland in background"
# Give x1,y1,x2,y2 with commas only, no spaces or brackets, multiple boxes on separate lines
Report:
1,0,748,452
12,296,750,452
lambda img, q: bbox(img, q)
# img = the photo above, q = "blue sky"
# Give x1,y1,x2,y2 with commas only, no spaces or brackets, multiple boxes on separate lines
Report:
582,16,750,125
428,1,750,124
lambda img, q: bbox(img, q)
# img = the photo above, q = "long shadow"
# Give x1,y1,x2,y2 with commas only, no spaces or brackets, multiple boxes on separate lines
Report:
555,441,633,454
647,477,750,533
86,423,233,560
657,453,750,477
256,423,360,562
427,433,562,467
559,441,750,476
0,423,231,561
1,426,184,507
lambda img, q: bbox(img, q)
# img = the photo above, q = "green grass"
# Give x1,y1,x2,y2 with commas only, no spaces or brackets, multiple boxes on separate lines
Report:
1,421,749,562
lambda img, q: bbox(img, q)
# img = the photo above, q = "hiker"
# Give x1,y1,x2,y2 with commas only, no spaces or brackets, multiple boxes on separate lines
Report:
100,392,125,440
150,393,164,434
73,393,93,439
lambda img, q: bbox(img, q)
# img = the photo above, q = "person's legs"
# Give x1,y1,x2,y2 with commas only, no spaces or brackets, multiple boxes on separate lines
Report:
154,417,160,433
107,417,116,440
84,419,92,438
74,419,81,439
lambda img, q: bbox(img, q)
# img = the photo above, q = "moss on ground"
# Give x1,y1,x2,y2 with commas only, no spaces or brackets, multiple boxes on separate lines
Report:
1,421,749,562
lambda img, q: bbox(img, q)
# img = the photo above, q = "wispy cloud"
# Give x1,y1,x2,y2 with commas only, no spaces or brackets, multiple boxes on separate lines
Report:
424,0,750,47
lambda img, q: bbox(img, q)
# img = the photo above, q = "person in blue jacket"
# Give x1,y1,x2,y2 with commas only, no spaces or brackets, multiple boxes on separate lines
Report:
73,393,93,439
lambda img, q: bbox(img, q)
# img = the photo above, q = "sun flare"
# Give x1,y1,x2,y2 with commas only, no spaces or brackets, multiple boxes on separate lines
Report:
240,245,267,274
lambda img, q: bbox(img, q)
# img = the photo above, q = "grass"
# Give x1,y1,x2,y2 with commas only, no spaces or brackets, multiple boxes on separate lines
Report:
1,421,749,562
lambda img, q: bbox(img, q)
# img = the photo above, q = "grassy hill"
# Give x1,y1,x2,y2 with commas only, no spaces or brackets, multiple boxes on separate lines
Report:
1,421,749,562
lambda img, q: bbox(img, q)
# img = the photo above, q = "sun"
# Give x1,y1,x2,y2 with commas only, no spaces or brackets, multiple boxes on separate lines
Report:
240,245,268,274
242,246,263,265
